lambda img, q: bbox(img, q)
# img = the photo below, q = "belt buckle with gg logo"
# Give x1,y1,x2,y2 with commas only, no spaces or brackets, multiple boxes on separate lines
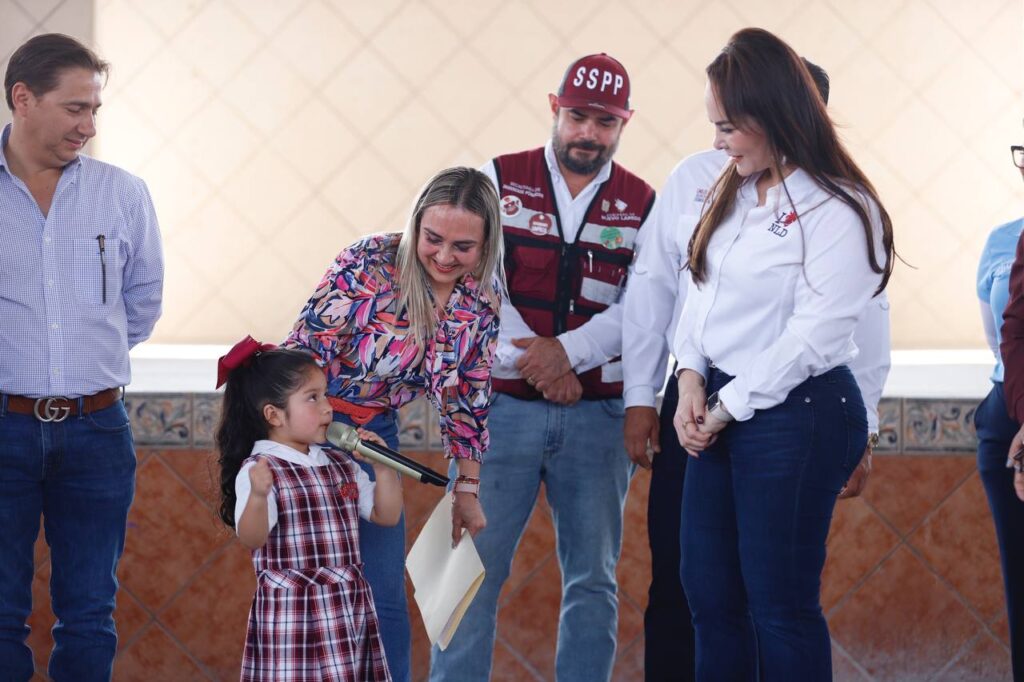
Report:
33,397,71,423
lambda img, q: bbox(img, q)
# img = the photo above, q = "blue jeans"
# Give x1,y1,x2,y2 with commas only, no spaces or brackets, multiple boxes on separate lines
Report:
332,410,410,682
0,399,136,682
973,382,1024,677
680,367,864,681
429,393,633,682
645,373,695,681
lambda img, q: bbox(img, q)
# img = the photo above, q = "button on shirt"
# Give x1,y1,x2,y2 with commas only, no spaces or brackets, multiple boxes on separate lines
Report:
673,168,885,422
483,141,647,378
0,125,163,398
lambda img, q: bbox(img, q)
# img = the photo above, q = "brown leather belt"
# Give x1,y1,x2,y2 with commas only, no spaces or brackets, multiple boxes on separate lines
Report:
4,388,122,422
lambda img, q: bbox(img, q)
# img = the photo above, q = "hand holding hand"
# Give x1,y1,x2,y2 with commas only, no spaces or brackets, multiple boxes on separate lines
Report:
513,336,572,387
673,370,715,457
540,371,583,405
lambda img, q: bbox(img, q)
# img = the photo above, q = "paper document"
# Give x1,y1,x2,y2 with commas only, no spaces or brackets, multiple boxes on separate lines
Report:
407,495,486,650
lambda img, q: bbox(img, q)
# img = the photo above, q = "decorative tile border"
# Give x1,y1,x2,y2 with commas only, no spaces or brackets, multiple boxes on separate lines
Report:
123,393,988,453
902,399,978,452
124,394,192,446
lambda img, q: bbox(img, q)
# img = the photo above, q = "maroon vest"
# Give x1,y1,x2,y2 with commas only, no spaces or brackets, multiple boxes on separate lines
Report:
492,147,655,400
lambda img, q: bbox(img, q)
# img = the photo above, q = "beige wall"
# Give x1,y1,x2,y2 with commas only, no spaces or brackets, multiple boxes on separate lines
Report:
4,1,1023,348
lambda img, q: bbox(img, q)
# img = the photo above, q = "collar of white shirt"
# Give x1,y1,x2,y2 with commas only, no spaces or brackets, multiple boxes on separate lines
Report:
737,167,821,210
249,440,333,467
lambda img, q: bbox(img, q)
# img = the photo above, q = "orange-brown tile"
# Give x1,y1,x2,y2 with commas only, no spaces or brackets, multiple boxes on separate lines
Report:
829,546,982,679
119,456,234,611
939,632,1013,681
28,561,53,674
831,643,870,681
611,636,644,681
822,497,900,612
491,638,543,681
497,558,562,679
33,519,48,566
863,455,975,535
159,543,254,680
616,595,644,656
113,587,153,652
910,471,1004,621
157,448,220,510
990,609,1010,647
113,624,208,681
617,469,651,609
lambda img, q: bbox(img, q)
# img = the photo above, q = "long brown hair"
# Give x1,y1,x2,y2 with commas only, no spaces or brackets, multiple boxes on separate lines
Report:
688,28,894,295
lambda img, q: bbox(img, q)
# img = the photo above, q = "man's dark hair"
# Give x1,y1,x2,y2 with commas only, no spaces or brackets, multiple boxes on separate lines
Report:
801,57,830,105
4,33,109,110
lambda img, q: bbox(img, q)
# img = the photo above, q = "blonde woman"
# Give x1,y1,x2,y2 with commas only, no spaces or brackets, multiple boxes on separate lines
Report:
285,166,504,682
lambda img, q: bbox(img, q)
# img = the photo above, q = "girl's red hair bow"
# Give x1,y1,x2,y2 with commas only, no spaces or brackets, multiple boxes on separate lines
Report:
216,335,276,388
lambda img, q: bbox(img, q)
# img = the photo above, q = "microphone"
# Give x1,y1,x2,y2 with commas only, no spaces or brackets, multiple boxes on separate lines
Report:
326,422,449,487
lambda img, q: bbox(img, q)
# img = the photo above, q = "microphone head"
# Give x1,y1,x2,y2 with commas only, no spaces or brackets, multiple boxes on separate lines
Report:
326,422,359,451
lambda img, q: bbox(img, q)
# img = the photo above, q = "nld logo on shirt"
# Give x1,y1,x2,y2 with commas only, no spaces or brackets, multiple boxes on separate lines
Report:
572,66,625,95
768,210,797,237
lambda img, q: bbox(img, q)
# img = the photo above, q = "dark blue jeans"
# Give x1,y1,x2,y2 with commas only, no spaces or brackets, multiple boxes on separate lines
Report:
680,366,865,681
645,373,696,681
0,399,136,682
973,382,1024,677
331,410,410,682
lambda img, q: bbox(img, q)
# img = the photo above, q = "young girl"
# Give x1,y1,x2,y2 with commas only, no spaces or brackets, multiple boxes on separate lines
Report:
215,336,402,682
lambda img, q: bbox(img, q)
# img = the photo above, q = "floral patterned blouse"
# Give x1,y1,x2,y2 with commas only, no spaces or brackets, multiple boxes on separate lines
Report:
284,233,500,462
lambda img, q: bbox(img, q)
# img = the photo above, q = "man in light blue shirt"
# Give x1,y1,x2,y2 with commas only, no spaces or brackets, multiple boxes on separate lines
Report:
0,33,163,681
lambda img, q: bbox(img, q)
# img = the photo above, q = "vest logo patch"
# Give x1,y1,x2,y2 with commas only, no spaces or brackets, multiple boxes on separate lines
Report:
529,213,553,236
501,195,522,217
601,199,610,212
599,227,624,249
339,483,358,500
768,210,797,238
614,198,628,211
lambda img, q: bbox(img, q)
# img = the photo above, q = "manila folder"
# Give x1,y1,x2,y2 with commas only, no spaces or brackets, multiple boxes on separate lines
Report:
407,495,486,650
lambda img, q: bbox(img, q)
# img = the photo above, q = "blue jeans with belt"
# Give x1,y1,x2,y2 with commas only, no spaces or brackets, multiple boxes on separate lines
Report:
0,399,136,682
429,393,633,682
973,381,1024,677
680,366,865,681
332,409,410,682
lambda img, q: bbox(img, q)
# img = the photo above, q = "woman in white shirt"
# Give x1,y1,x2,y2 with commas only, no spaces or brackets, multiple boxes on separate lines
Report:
671,28,895,680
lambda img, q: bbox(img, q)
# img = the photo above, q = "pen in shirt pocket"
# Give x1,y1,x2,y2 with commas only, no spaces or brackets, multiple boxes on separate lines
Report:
95,234,106,304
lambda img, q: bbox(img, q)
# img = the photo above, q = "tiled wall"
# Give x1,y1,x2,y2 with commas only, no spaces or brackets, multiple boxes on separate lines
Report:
25,448,1012,680
21,393,1015,680
7,0,1006,350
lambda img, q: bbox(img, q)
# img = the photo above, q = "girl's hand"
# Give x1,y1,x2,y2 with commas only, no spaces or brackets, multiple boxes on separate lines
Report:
248,459,273,498
673,370,716,457
451,492,486,547
349,428,386,463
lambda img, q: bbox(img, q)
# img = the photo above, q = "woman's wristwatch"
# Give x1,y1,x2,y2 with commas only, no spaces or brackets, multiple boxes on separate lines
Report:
705,392,733,422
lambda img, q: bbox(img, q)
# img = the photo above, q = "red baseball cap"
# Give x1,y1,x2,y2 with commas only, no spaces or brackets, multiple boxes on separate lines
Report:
555,53,633,120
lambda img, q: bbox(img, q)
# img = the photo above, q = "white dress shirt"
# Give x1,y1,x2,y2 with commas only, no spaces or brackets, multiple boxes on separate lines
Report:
671,168,887,424
234,440,375,532
482,142,649,380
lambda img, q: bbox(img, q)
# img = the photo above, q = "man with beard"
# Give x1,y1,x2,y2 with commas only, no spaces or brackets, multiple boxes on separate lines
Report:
429,53,654,682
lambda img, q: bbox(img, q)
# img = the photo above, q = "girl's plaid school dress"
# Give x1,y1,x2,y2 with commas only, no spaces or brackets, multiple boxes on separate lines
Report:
240,446,390,682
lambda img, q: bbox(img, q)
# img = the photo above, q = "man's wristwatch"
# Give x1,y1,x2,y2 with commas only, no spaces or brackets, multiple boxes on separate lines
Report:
867,432,880,451
705,391,733,422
